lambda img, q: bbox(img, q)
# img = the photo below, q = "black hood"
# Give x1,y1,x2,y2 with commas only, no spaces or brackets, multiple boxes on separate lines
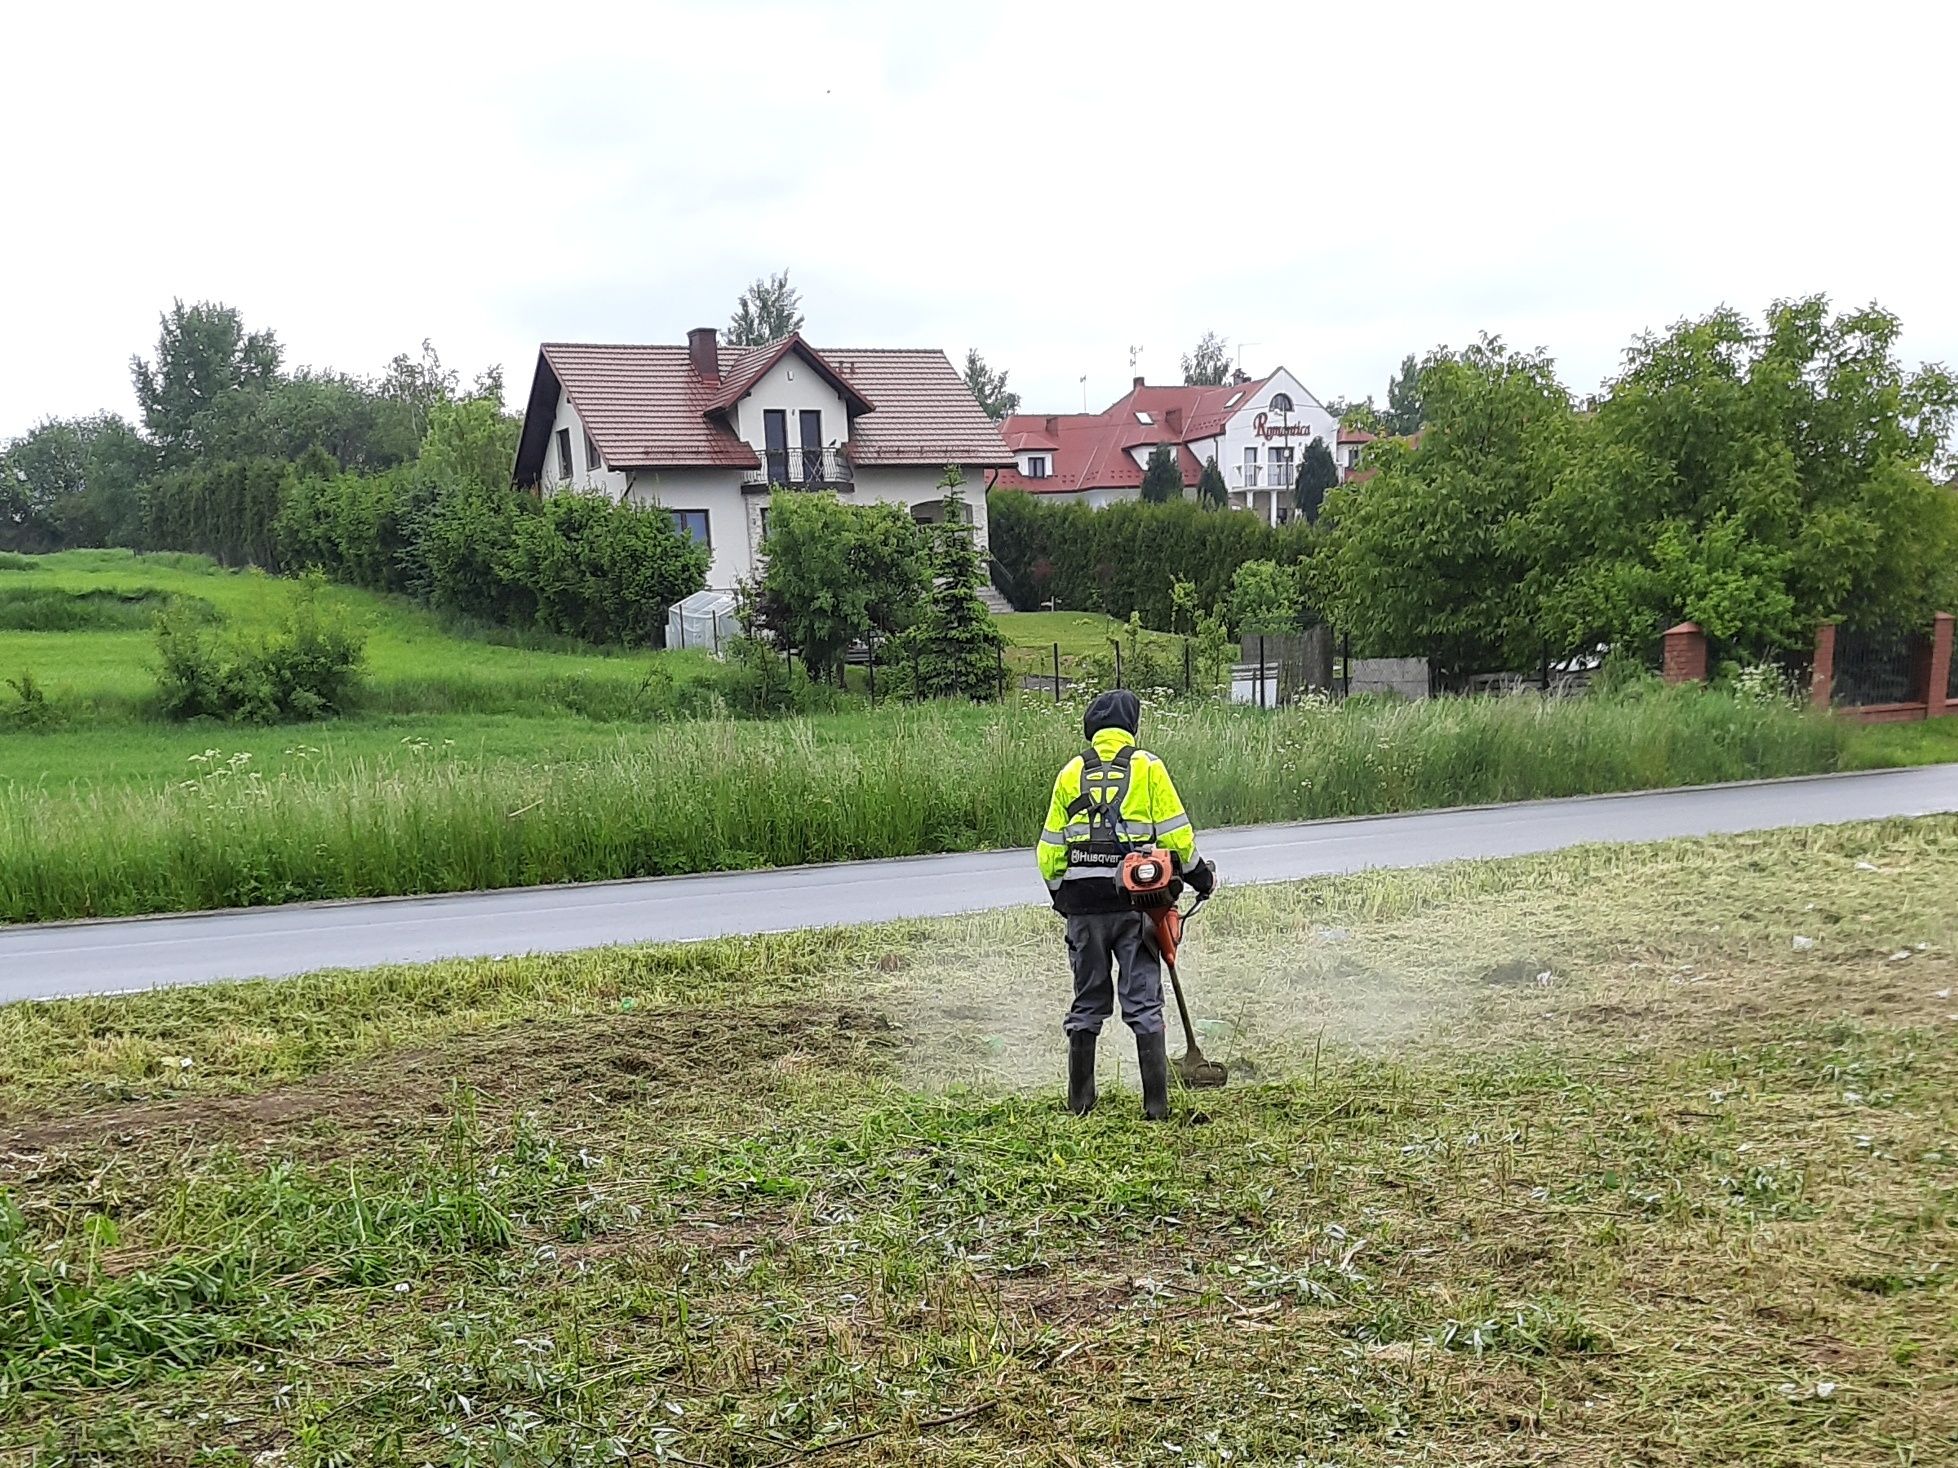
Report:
1082,689,1141,739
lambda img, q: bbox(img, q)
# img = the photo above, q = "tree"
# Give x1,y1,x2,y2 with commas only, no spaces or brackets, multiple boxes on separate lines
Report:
961,349,1020,420
0,414,154,550
380,340,461,442
727,270,805,347
1227,559,1299,635
1181,331,1231,386
1532,296,1958,658
1326,395,1385,434
900,470,1007,700
1140,444,1184,504
1294,437,1339,522
1378,350,1455,436
749,491,927,680
1197,454,1229,509
130,300,283,465
420,397,522,496
1314,336,1574,678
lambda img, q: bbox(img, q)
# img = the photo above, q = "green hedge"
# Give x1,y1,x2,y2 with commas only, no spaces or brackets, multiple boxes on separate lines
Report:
139,458,709,649
987,490,1310,628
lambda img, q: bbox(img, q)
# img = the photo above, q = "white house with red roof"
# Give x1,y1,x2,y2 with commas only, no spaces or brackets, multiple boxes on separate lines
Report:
995,369,1352,524
513,328,1014,589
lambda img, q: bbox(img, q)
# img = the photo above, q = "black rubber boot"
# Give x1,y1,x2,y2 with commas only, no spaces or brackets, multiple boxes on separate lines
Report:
1136,1030,1171,1122
1066,1032,1098,1115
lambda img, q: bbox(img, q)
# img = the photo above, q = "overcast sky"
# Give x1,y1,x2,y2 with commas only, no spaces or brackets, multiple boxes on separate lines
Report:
6,0,1955,439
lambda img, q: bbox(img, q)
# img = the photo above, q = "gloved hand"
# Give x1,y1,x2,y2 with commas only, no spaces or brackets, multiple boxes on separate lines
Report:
1186,858,1217,897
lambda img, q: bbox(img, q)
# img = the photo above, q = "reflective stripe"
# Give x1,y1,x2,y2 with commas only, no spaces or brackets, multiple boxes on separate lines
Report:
1061,824,1090,840
1045,875,1063,891
1153,813,1191,836
1061,865,1119,881
1039,829,1068,847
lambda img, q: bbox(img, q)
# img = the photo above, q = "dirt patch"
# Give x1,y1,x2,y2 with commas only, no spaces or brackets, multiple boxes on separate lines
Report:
5,1002,896,1153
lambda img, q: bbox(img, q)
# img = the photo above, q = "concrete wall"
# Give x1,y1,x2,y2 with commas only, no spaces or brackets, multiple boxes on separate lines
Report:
1349,657,1430,699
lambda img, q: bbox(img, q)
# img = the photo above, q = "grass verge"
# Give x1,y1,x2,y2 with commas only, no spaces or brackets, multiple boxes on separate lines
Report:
3,819,1953,1463
0,690,1847,922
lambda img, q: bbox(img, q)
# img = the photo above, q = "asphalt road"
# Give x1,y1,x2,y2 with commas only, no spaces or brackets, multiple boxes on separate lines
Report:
4,764,1956,1005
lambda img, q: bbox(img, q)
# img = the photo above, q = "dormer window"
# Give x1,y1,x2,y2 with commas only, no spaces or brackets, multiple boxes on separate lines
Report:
1270,392,1294,413
1027,455,1049,479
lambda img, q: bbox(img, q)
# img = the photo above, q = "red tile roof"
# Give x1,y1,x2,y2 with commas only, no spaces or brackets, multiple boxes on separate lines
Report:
817,348,1015,467
993,377,1286,494
704,334,875,418
526,344,758,471
515,338,1012,483
1337,426,1376,445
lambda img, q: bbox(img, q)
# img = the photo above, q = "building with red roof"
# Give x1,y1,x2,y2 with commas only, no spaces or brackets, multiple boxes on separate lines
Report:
515,328,1013,589
994,369,1349,524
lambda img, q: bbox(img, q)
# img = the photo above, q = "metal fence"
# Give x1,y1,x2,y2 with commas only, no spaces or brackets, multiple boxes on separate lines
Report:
1831,629,1928,708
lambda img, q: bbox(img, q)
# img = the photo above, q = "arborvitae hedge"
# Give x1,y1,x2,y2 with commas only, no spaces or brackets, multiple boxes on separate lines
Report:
986,489,1311,628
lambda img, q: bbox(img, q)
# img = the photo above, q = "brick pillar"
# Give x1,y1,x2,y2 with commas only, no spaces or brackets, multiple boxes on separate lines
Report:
1927,612,1954,717
1661,622,1708,684
1811,623,1837,711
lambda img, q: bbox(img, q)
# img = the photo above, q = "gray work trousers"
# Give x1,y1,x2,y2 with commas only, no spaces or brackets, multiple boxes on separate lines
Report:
1063,910,1165,1037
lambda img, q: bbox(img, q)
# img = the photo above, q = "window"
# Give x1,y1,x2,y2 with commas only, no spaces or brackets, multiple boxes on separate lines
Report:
1027,455,1049,479
1242,445,1258,485
1134,411,1153,425
554,428,573,481
584,430,602,475
1346,447,1360,468
670,509,711,546
1224,391,1243,408
1270,392,1293,413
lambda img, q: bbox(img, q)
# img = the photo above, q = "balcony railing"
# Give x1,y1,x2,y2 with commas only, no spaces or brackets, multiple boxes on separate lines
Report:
743,448,854,489
1239,464,1262,488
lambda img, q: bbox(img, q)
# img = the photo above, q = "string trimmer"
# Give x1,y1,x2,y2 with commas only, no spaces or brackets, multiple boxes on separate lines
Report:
1119,852,1228,1089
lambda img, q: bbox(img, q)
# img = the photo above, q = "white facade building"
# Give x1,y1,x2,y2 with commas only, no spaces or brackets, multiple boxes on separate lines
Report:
995,368,1347,524
515,330,1013,589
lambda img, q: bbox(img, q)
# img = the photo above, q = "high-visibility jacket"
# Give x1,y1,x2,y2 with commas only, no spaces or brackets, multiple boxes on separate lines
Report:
1037,727,1201,914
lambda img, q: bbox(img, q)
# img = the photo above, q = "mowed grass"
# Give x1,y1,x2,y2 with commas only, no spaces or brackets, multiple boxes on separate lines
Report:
0,549,700,720
0,691,1849,922
3,819,1954,1464
995,610,1184,676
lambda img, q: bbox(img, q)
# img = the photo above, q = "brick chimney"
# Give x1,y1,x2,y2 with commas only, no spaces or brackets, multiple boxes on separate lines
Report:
1044,415,1058,435
687,326,720,380
1133,375,1145,390
1165,407,1183,434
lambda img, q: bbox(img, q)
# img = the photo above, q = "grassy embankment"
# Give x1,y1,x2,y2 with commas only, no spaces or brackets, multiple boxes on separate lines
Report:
3,819,1953,1463
2,691,1846,923
0,548,711,723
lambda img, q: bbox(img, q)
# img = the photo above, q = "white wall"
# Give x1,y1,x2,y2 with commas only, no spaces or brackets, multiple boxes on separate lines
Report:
853,464,995,551
540,389,630,499
1217,368,1337,506
732,353,854,456
621,468,749,587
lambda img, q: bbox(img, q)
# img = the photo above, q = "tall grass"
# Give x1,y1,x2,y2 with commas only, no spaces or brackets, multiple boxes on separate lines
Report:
0,690,1844,922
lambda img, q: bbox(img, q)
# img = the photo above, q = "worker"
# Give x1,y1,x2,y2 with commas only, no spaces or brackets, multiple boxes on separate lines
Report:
1037,688,1215,1120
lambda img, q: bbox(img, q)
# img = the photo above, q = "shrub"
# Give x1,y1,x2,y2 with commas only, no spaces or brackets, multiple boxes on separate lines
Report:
153,574,366,723
3,669,58,729
987,489,1311,628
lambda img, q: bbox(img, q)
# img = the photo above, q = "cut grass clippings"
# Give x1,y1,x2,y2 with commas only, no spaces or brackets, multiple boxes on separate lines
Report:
2,819,1953,1462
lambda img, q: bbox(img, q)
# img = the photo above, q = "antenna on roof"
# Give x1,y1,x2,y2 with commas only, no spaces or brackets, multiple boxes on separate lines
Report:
1128,344,1143,375
1079,374,1087,412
